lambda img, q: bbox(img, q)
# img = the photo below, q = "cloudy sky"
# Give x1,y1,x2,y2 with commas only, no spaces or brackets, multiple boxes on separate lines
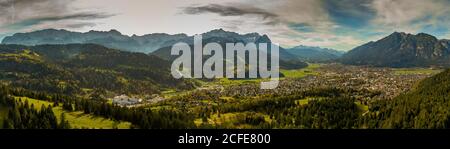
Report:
1,0,450,51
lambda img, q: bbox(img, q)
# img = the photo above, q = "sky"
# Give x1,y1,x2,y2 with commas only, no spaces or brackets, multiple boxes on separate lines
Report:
1,0,450,51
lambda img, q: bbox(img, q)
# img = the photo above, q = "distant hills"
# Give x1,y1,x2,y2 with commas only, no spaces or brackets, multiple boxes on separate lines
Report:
341,32,450,67
286,45,345,62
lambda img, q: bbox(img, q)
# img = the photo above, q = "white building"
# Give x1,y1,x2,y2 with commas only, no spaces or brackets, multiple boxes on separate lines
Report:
112,95,142,107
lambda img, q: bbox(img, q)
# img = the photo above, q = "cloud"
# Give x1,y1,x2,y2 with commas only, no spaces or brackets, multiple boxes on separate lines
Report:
4,12,112,30
181,0,353,49
0,0,72,23
65,22,97,29
2,0,449,51
323,0,375,28
288,23,315,32
182,4,278,20
180,1,334,33
362,0,450,39
371,0,449,26
0,0,113,32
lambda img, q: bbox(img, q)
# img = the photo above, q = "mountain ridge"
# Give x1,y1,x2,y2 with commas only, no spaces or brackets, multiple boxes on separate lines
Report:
286,45,345,62
150,29,307,69
2,29,189,53
340,32,450,67
1,28,272,54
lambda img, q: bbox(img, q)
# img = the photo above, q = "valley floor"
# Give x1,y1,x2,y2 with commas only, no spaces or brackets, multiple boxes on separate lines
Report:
143,63,442,128
0,63,444,129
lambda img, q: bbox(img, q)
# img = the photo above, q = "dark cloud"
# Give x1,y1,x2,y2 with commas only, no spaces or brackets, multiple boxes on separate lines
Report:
0,0,112,30
0,0,74,18
288,23,315,32
183,4,278,19
36,13,113,21
323,0,375,28
65,22,97,29
5,13,112,29
0,0,63,8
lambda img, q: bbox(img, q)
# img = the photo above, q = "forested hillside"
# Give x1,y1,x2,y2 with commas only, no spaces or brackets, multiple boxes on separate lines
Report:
0,44,196,97
362,69,450,128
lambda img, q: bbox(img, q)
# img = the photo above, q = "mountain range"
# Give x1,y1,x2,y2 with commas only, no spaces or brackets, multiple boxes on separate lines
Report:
2,29,292,56
341,32,450,67
152,28,288,59
2,29,188,53
5,29,450,68
1,28,310,62
286,45,345,62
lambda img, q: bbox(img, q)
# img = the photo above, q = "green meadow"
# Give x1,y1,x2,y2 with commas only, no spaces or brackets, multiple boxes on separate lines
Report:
281,63,321,79
393,68,442,75
207,63,322,86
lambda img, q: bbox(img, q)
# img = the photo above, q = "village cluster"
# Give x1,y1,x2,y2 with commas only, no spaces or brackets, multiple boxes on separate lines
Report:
221,64,436,100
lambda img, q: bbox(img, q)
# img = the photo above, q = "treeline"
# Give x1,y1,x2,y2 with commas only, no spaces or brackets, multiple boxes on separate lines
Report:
73,100,196,129
287,97,359,129
0,87,70,129
191,87,363,129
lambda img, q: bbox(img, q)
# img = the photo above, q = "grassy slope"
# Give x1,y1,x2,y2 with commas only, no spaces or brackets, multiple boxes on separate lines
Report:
13,97,131,129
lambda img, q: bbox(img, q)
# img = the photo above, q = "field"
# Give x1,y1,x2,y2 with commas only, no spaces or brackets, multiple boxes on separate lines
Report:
194,112,273,128
216,78,264,86
161,89,194,98
13,97,132,129
280,63,321,79
295,98,311,106
204,63,322,86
